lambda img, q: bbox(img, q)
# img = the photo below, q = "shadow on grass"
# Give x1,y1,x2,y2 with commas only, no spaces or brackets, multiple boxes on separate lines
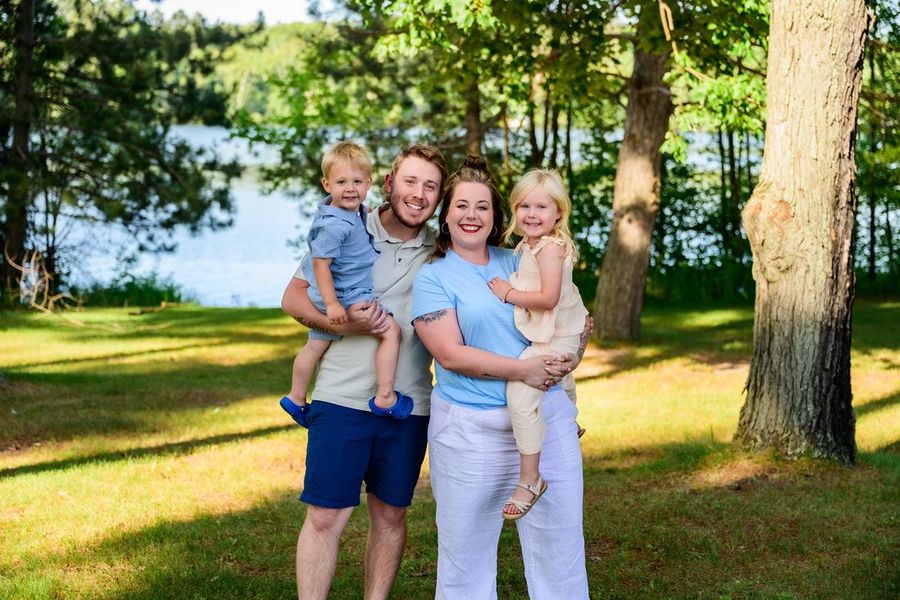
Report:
578,300,899,384
5,436,897,600
855,389,900,418
0,424,296,479
1,306,300,352
1,355,299,446
11,342,221,370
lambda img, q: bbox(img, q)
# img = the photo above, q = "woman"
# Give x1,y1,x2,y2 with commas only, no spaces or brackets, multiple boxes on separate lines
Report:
412,156,589,599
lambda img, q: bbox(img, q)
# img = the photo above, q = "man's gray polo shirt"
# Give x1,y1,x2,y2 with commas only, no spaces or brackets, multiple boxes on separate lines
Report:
294,204,435,416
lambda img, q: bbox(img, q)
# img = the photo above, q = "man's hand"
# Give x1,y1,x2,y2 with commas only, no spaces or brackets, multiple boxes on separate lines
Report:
487,277,513,302
326,302,347,325
343,300,391,335
550,315,594,375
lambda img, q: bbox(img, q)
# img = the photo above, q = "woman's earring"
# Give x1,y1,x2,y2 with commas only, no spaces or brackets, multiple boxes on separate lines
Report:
491,226,498,237
440,222,450,234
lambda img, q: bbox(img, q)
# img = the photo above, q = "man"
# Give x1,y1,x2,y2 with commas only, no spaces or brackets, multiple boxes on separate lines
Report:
281,143,448,600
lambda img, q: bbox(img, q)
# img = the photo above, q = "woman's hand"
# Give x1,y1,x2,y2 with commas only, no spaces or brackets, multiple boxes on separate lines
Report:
487,277,513,303
520,356,566,391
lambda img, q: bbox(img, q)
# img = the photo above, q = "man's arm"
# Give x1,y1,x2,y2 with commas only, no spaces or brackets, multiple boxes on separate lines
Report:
555,315,594,372
281,277,390,336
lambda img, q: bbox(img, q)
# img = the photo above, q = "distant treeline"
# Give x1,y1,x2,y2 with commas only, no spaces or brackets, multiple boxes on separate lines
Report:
2,1,897,310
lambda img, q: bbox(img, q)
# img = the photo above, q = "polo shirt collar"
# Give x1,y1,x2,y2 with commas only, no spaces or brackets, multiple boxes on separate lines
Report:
369,203,435,248
319,196,365,225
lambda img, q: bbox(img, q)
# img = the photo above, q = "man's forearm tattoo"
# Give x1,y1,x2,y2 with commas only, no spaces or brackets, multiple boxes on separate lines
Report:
413,309,447,325
296,316,337,336
577,322,590,360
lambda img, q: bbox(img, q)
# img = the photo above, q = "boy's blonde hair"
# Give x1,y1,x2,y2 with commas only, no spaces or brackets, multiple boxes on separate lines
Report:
504,169,577,259
321,141,372,179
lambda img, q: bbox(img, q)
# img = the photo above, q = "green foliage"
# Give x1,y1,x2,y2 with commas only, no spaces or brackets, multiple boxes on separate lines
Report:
213,22,317,121
855,0,900,280
67,272,191,307
0,0,243,297
220,0,896,299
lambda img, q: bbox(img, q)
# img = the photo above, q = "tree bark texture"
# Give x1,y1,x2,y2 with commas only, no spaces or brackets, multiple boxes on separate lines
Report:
736,0,870,464
3,0,35,297
592,49,672,340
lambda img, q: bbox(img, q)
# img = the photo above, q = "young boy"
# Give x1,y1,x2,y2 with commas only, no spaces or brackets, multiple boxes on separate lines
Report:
279,141,412,426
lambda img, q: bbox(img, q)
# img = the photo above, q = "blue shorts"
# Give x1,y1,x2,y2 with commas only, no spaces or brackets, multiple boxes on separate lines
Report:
300,400,429,508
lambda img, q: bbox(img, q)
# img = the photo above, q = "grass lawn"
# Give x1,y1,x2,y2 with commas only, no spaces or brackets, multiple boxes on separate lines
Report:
0,300,897,599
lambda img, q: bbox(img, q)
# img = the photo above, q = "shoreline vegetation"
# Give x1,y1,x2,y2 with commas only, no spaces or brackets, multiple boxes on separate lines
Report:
1,302,897,599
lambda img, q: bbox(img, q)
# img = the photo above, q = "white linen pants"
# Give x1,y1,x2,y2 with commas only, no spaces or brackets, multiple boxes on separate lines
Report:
428,389,589,600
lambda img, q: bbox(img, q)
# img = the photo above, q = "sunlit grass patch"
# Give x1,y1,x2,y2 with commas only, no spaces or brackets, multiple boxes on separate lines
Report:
0,301,897,599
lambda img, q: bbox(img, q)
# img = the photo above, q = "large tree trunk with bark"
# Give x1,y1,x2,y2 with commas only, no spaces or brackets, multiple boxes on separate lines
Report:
735,0,870,465
592,49,672,340
3,0,35,300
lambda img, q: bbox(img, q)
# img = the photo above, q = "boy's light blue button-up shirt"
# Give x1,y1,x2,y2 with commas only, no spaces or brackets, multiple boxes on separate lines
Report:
301,196,379,309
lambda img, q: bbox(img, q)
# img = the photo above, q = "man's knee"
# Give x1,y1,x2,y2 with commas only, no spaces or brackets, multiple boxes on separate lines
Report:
367,495,407,530
303,505,353,536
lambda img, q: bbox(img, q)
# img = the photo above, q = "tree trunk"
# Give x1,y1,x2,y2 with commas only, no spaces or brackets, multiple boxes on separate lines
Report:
564,104,573,190
866,45,877,280
463,76,481,156
548,103,559,168
717,128,731,256
736,0,870,465
727,129,742,258
3,0,36,300
592,49,672,340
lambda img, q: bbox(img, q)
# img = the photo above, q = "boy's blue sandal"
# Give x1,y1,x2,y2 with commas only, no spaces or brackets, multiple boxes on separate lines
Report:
368,392,414,419
280,396,310,428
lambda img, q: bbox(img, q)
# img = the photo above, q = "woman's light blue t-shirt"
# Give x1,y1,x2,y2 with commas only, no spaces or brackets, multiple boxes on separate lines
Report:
411,247,534,410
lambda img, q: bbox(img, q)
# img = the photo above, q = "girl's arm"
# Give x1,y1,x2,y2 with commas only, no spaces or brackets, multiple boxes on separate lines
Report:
487,242,565,311
413,308,567,389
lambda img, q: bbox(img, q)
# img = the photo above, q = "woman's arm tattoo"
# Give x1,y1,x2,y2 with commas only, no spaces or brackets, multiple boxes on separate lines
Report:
413,309,448,325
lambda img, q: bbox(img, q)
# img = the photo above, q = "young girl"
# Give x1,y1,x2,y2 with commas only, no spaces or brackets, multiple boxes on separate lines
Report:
487,169,588,520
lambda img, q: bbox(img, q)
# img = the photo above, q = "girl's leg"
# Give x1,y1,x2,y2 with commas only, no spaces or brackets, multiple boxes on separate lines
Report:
287,339,331,404
505,344,550,516
550,333,584,435
516,389,588,599
371,315,402,409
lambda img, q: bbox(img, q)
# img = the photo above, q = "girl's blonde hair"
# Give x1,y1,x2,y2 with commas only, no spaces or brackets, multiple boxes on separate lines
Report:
504,169,578,260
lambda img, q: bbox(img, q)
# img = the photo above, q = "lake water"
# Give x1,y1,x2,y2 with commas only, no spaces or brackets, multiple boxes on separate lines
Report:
78,125,316,307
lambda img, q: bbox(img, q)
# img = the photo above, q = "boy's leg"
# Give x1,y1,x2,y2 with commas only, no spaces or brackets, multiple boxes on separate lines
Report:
371,316,402,410
287,339,331,403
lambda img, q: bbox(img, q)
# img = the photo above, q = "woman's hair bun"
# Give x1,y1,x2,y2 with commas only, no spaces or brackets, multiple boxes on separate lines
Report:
462,155,488,171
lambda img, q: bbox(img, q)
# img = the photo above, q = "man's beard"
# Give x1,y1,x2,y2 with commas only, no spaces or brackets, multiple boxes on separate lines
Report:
390,192,431,228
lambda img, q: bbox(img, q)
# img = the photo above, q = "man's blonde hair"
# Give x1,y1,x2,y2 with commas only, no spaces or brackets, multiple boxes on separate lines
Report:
322,141,372,179
504,169,578,259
